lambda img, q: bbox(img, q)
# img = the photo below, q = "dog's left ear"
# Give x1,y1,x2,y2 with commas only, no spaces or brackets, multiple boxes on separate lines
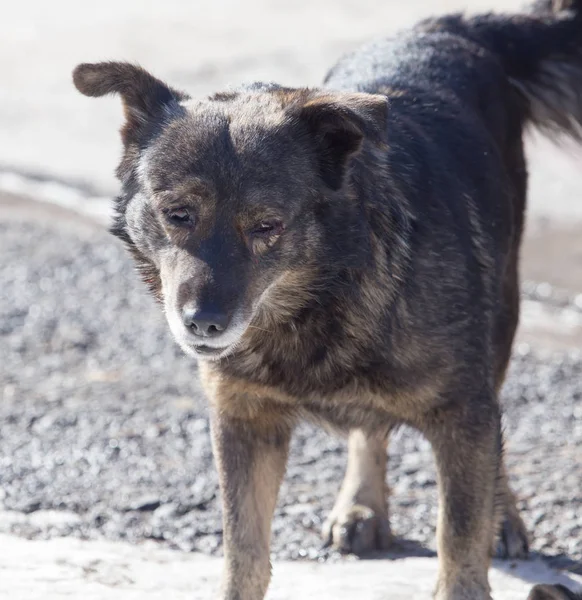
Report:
297,92,388,190
72,62,189,145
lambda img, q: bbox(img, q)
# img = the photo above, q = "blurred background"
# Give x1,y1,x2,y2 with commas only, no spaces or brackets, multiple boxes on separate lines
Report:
1,0,581,586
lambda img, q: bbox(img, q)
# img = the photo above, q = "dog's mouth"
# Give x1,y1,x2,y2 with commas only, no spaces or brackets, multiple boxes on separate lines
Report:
168,305,252,361
192,344,229,358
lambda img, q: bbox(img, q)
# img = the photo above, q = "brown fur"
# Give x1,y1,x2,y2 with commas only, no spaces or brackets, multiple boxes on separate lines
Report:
72,1,582,598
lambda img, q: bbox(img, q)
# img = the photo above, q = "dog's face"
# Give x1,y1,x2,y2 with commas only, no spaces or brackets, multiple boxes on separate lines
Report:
73,63,387,360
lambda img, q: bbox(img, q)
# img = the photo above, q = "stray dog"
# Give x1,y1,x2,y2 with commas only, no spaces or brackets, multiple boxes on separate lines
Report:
73,0,582,598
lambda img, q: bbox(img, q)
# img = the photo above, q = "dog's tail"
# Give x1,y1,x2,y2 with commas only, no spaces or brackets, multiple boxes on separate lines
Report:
426,0,582,139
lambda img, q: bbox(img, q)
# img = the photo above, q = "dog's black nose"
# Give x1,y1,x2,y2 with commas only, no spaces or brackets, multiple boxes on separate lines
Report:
182,308,230,337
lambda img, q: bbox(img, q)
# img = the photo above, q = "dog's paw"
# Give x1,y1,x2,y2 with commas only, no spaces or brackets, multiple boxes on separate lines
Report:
322,504,391,555
493,510,529,559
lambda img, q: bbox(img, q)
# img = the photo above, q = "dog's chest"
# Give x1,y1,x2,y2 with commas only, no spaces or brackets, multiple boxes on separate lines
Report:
200,356,440,430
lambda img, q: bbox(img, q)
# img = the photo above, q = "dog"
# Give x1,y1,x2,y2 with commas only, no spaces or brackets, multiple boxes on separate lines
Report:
72,0,582,598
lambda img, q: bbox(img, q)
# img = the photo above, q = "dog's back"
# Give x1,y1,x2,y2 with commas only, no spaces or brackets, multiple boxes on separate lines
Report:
326,0,582,141
325,0,582,223
324,0,582,382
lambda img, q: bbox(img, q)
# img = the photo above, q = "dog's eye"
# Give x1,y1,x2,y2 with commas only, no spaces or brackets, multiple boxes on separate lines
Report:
251,220,284,237
164,208,193,226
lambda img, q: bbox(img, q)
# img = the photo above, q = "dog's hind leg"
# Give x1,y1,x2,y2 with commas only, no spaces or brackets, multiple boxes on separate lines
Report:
490,339,528,561
322,429,391,554
491,370,529,561
494,461,529,558
492,251,529,559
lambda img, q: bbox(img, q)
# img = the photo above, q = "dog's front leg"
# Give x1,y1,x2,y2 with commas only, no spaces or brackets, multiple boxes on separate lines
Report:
210,409,291,600
425,397,501,600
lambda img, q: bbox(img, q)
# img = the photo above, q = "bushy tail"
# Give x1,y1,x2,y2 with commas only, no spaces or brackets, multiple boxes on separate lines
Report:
425,0,582,139
502,0,582,139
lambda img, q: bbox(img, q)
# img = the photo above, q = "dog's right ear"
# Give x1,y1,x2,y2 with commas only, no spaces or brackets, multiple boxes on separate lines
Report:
72,62,188,145
296,92,388,191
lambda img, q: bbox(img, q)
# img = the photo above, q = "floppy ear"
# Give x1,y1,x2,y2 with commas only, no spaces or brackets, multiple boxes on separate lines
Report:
298,92,388,190
72,62,189,145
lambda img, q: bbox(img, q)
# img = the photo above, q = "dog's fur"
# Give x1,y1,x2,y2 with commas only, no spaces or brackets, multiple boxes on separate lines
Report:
73,1,582,598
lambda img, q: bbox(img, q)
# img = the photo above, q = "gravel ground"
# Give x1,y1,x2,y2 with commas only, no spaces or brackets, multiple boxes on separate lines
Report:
1,203,581,573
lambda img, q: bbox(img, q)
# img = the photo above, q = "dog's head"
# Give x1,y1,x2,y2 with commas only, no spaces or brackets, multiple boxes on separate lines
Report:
73,62,388,360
